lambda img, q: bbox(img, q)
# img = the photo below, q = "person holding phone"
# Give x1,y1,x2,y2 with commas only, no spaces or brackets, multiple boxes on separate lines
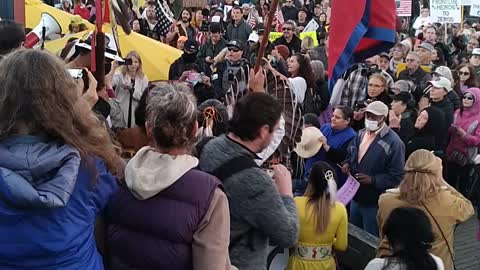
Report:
446,87,480,195
112,51,149,128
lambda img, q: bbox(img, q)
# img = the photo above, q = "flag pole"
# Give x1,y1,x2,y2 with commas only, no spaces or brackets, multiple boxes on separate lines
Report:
253,0,281,73
461,5,464,29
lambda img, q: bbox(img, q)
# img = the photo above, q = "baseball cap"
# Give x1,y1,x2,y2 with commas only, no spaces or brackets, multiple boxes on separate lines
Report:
241,3,250,9
227,39,244,51
184,40,199,53
418,42,434,52
429,77,452,92
248,32,259,43
256,23,265,35
473,48,480,56
432,66,453,81
379,52,390,60
365,101,389,117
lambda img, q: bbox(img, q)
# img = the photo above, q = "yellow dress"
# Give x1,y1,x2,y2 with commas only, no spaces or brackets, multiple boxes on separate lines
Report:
287,197,348,270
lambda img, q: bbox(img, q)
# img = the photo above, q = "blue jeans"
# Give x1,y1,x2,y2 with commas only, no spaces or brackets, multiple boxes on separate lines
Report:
350,200,379,237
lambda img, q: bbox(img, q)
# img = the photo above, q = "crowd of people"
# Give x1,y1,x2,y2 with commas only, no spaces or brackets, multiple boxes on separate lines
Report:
0,0,480,269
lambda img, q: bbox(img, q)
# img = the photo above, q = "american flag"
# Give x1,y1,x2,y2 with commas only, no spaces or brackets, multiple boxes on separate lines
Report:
154,0,175,37
275,6,284,32
396,0,411,17
247,10,257,29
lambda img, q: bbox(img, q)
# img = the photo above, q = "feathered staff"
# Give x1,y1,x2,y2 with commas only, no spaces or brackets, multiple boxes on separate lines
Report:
253,0,280,74
91,0,132,89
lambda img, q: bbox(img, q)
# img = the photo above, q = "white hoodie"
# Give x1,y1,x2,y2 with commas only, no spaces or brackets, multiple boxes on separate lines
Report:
125,146,199,200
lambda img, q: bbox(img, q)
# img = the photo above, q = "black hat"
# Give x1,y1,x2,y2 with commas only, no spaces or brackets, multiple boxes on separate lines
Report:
256,23,265,34
184,40,199,53
227,39,244,51
209,22,223,33
391,91,413,104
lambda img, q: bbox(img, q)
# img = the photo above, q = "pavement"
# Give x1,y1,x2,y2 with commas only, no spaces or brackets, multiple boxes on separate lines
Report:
454,216,480,270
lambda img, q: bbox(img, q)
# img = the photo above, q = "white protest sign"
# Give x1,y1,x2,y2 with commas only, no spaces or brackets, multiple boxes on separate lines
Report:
430,0,462,23
303,19,320,33
471,4,480,17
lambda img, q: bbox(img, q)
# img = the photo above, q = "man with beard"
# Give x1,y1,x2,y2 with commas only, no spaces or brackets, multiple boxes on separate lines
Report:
196,23,227,76
168,40,199,80
138,1,163,41
180,9,195,41
272,20,302,56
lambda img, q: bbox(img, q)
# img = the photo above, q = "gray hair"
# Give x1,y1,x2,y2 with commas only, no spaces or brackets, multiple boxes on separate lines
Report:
146,83,198,150
310,60,325,81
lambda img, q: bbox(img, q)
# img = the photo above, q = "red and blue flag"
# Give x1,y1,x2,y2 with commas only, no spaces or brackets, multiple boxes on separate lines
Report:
327,0,397,92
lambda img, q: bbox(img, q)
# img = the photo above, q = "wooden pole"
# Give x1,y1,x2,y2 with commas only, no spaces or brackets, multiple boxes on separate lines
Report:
253,0,281,73
461,5,464,29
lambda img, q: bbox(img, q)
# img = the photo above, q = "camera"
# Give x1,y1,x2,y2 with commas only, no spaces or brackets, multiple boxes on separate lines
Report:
118,58,133,66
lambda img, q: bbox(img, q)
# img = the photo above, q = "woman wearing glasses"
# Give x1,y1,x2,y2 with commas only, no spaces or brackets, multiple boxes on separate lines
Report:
446,87,480,195
456,64,479,92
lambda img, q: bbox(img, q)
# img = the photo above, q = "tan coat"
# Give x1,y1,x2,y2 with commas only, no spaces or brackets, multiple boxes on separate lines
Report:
376,185,474,270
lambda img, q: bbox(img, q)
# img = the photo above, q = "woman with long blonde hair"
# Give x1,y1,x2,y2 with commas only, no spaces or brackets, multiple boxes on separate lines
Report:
287,161,348,270
0,49,122,269
377,149,474,270
112,50,149,128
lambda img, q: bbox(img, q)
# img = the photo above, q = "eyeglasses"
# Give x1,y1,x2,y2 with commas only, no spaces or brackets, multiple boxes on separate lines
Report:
459,71,470,76
463,95,474,100
228,47,240,52
282,27,293,31
405,58,417,62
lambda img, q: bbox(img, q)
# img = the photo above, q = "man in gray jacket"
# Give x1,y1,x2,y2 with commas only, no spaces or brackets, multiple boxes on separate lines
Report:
226,6,252,44
198,93,298,270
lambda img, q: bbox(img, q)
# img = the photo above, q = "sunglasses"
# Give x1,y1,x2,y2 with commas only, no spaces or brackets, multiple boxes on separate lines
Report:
282,27,293,31
463,95,474,100
228,47,240,52
459,71,470,76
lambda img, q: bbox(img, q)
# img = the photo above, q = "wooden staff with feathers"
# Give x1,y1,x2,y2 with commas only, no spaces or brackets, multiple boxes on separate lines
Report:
91,0,133,90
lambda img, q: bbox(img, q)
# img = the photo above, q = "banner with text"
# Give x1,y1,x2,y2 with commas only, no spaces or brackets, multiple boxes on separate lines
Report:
396,0,412,17
430,0,461,23
471,3,480,17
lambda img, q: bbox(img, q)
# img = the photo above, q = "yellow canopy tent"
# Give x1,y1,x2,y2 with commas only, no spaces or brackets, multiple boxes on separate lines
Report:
25,0,183,81
25,0,94,34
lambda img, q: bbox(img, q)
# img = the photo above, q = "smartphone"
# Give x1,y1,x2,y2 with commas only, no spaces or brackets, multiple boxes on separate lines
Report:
118,58,133,66
187,72,202,84
68,68,83,79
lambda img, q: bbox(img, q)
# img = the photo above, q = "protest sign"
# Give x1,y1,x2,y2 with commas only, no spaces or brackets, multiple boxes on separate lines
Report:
336,175,360,205
269,32,283,43
461,0,473,5
396,0,412,17
430,0,461,23
471,3,480,17
299,32,318,46
303,19,320,33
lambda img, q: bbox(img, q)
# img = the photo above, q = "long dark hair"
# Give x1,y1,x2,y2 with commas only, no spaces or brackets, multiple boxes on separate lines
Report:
304,161,337,233
292,52,315,89
382,207,437,270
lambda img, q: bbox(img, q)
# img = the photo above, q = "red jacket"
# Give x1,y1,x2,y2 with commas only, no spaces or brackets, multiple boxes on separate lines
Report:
74,4,90,20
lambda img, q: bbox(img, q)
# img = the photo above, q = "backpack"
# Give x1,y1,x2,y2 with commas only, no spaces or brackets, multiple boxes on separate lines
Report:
302,87,323,115
196,136,259,251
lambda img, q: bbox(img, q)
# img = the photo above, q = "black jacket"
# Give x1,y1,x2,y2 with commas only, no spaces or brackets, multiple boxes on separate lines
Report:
405,106,445,158
272,35,302,56
431,97,454,152
391,110,416,145
211,59,250,101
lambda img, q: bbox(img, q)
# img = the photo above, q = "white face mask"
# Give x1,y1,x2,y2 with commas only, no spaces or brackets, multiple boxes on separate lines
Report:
365,119,380,131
